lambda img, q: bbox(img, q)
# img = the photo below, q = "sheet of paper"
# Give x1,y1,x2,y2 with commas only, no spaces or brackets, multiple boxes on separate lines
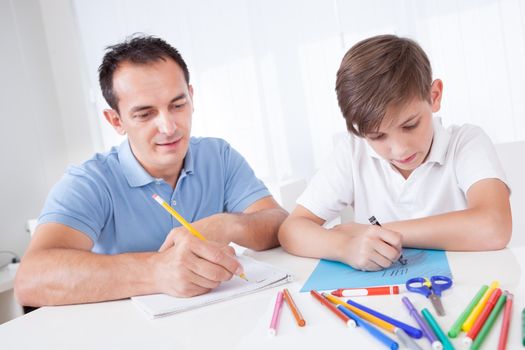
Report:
300,248,452,292
132,255,292,318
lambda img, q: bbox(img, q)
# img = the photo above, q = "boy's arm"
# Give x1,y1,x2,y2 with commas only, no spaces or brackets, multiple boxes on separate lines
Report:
385,178,511,250
278,205,402,271
15,223,242,307
160,196,288,252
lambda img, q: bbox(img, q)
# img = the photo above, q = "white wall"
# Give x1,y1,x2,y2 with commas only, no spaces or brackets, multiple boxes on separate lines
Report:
0,0,96,258
71,0,525,190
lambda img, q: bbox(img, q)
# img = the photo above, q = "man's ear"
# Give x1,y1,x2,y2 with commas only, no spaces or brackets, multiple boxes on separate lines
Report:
430,79,443,113
103,109,126,135
188,84,194,113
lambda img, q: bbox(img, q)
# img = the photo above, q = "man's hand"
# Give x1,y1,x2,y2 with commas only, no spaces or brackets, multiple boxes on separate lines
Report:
158,214,234,252
331,222,403,271
154,230,243,297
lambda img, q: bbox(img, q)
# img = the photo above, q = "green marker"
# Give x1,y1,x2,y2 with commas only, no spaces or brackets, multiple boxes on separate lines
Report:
470,292,507,350
421,308,454,350
448,285,488,338
522,307,525,346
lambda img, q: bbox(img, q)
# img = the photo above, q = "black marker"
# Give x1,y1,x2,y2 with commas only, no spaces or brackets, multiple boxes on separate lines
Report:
368,216,407,265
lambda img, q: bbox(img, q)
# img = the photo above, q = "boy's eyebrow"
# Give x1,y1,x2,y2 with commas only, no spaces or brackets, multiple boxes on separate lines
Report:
129,93,187,114
399,114,420,126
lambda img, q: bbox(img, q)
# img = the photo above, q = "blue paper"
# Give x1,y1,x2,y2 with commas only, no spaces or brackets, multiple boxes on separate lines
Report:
300,248,452,292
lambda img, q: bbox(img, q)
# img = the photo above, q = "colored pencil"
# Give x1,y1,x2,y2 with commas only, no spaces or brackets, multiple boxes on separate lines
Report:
283,288,306,327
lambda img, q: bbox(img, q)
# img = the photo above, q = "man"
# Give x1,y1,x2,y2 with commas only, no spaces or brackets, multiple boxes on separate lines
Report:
15,35,287,306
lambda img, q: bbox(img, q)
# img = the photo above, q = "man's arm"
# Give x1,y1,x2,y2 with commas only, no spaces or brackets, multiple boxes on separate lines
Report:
160,196,287,252
15,223,242,307
385,178,512,250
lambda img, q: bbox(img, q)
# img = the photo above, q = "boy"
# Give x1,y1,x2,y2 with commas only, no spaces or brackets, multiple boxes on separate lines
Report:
278,35,511,271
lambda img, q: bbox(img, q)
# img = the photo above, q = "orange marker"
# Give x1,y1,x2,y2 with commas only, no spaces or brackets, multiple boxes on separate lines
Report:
283,288,306,327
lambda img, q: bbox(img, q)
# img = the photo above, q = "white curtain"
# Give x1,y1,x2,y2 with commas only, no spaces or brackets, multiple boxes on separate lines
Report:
72,0,525,188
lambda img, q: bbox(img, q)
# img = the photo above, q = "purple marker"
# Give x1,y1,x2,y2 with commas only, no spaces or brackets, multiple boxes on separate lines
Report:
402,296,443,350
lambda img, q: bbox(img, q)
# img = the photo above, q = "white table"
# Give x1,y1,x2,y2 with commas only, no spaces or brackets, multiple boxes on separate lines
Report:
0,247,523,349
0,264,23,324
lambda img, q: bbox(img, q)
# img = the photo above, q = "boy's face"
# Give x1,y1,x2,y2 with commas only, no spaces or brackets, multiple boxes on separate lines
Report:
103,58,194,182
365,80,443,178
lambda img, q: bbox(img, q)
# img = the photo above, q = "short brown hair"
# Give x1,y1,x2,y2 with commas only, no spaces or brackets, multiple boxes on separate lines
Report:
335,35,432,136
99,34,190,112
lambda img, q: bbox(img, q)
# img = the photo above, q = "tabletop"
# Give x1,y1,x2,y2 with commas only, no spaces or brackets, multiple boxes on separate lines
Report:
0,245,524,349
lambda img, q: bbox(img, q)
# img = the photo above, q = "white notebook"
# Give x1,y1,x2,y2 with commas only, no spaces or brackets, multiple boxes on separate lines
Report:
131,255,292,318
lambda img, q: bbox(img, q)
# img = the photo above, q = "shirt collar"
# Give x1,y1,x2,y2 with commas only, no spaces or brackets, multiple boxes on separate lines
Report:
183,140,194,175
424,117,450,165
118,139,195,188
118,140,156,187
365,116,450,165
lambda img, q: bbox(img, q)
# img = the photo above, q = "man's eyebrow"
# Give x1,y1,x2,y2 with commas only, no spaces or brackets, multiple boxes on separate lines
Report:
129,93,187,114
170,93,187,104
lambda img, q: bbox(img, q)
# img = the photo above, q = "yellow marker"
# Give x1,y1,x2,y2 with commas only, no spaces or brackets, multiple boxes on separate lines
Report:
323,293,395,332
152,194,248,281
462,280,499,332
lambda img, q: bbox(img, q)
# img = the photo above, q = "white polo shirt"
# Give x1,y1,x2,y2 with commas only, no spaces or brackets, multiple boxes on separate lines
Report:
298,117,508,224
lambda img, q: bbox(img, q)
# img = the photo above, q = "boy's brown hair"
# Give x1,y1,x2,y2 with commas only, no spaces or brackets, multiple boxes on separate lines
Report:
335,34,432,137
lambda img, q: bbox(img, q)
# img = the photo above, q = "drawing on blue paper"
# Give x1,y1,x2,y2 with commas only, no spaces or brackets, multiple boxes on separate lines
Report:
300,248,452,292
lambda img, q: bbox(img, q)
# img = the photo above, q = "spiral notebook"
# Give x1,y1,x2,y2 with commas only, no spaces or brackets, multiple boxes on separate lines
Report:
132,255,292,318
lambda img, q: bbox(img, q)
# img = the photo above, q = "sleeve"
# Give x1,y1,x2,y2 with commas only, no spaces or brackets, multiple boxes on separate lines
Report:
454,125,509,194
37,165,111,243
297,135,354,222
222,143,271,213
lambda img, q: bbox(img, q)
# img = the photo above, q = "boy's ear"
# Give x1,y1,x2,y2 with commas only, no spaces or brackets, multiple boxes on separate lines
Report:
103,109,126,135
430,79,443,113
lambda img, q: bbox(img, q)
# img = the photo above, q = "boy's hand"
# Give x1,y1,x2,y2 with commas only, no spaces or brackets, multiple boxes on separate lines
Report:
154,230,243,297
331,222,403,271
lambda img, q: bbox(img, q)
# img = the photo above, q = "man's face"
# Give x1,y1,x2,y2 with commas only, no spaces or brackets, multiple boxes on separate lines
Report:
364,80,442,178
105,58,193,180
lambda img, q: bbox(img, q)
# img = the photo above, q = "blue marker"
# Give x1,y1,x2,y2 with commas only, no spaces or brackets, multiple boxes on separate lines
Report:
338,305,399,350
345,298,423,338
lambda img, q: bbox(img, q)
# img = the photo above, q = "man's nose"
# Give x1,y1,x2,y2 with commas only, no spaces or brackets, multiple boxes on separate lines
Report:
157,112,176,135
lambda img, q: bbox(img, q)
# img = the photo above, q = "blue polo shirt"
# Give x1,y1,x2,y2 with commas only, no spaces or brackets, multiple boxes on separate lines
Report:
38,137,270,254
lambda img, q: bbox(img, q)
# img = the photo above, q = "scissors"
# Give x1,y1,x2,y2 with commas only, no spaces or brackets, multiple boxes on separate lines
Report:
405,275,452,316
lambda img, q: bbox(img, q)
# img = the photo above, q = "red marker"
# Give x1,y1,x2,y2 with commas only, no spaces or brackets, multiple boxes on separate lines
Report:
331,285,400,297
497,291,513,350
464,288,503,346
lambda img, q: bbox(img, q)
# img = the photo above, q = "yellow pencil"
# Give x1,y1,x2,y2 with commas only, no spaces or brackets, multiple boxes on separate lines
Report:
462,280,499,332
152,194,248,281
323,293,396,332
